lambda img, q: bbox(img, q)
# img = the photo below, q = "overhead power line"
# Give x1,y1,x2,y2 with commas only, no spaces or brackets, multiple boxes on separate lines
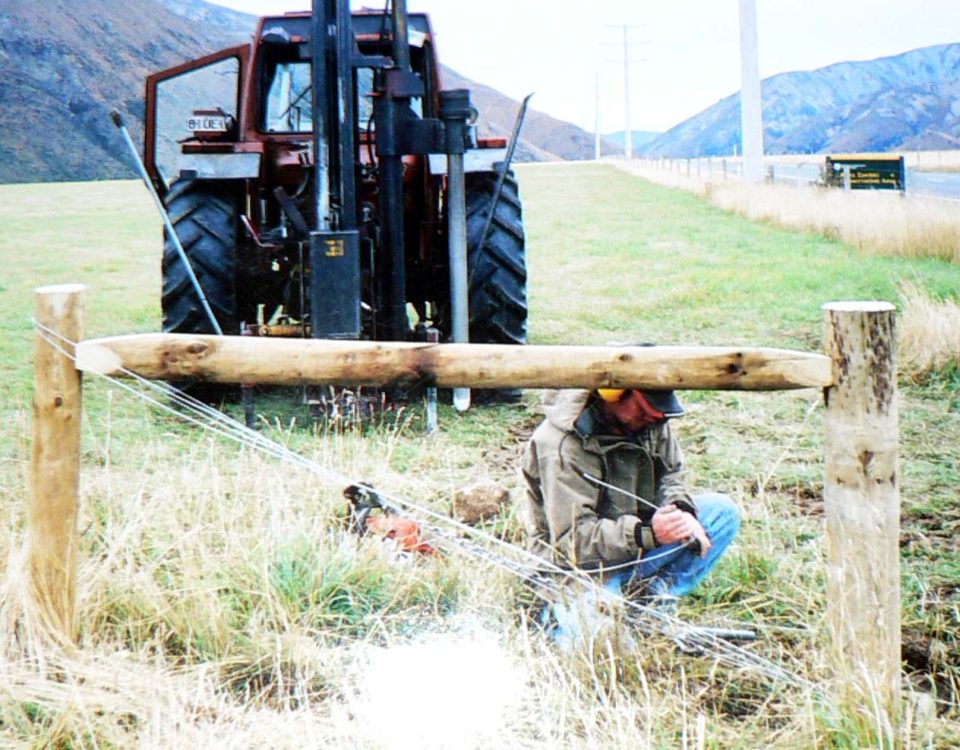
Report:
603,24,648,160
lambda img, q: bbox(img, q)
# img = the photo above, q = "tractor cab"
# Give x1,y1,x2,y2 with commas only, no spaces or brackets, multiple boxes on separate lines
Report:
142,2,526,403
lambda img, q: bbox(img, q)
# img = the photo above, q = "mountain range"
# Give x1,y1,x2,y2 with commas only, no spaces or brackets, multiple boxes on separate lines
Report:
1,1,958,184
0,0,599,184
643,43,960,157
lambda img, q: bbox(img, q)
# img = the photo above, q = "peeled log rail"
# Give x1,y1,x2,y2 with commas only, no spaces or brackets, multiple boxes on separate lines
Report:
75,334,834,391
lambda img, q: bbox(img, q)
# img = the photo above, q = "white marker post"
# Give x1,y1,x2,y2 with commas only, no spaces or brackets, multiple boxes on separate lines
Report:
738,0,764,183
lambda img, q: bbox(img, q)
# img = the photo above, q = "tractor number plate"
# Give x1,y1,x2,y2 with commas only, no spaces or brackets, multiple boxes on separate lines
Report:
187,115,228,132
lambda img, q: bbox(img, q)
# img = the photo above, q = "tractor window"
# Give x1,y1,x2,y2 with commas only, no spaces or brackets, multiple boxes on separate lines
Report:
264,61,313,133
355,68,423,131
357,68,374,128
153,56,240,187
259,61,425,135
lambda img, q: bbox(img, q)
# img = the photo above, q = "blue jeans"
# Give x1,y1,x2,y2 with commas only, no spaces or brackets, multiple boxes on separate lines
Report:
605,492,741,598
543,493,739,647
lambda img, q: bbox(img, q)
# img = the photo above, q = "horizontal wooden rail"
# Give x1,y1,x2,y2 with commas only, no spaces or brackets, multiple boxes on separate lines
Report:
76,334,834,391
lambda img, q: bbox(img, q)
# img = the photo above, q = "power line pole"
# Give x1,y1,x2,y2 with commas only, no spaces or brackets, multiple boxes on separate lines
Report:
622,26,632,159
739,0,764,182
603,24,647,160
594,72,601,160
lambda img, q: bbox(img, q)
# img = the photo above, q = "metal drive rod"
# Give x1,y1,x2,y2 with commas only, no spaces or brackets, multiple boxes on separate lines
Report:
425,327,439,433
448,150,468,349
109,110,223,335
311,0,331,232
447,147,470,412
476,93,532,257
440,89,475,412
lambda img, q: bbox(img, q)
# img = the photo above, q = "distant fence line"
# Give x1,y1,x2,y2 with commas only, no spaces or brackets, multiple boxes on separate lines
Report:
622,155,960,202
636,156,824,188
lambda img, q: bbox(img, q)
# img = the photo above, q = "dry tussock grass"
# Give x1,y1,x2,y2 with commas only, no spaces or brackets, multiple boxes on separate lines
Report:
898,281,960,381
2,381,948,746
0,397,835,748
709,182,960,263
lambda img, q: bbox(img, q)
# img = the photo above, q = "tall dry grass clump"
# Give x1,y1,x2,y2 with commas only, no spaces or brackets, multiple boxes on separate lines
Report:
0,401,477,746
898,281,960,381
709,182,960,263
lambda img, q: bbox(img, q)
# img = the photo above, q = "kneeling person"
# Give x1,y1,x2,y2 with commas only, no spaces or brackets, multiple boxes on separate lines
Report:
521,387,739,604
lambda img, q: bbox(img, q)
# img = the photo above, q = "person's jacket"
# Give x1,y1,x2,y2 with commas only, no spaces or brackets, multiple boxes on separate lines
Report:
521,390,691,569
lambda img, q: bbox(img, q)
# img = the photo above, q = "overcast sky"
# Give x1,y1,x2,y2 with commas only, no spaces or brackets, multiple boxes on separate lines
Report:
206,0,960,134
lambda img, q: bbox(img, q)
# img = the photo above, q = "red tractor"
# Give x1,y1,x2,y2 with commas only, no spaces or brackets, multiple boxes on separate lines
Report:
142,1,526,401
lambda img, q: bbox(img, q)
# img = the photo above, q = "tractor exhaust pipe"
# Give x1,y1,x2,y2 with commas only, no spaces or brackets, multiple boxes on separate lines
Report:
109,110,223,336
391,0,411,72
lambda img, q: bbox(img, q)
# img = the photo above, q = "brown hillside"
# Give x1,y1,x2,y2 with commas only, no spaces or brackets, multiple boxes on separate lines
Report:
0,0,594,183
441,67,598,162
0,0,249,182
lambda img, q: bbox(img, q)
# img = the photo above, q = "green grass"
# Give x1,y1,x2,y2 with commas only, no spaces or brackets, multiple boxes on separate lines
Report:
525,165,959,349
1,165,959,747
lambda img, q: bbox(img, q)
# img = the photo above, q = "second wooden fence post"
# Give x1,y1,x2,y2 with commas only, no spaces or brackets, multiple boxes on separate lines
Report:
822,301,900,727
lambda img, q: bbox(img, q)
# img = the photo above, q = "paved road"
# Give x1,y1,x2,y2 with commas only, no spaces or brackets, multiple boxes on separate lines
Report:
910,170,960,201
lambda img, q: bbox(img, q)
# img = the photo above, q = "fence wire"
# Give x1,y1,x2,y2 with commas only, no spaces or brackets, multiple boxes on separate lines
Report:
31,319,815,690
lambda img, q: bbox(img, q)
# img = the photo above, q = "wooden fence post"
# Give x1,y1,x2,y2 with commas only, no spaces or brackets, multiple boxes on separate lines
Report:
29,284,85,642
822,301,900,723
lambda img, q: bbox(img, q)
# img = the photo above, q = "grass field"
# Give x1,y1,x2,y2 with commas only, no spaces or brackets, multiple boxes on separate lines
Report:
619,160,960,265
1,164,959,747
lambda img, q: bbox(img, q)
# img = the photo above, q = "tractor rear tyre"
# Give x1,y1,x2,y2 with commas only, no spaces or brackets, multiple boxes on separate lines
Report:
161,178,239,402
465,168,528,403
